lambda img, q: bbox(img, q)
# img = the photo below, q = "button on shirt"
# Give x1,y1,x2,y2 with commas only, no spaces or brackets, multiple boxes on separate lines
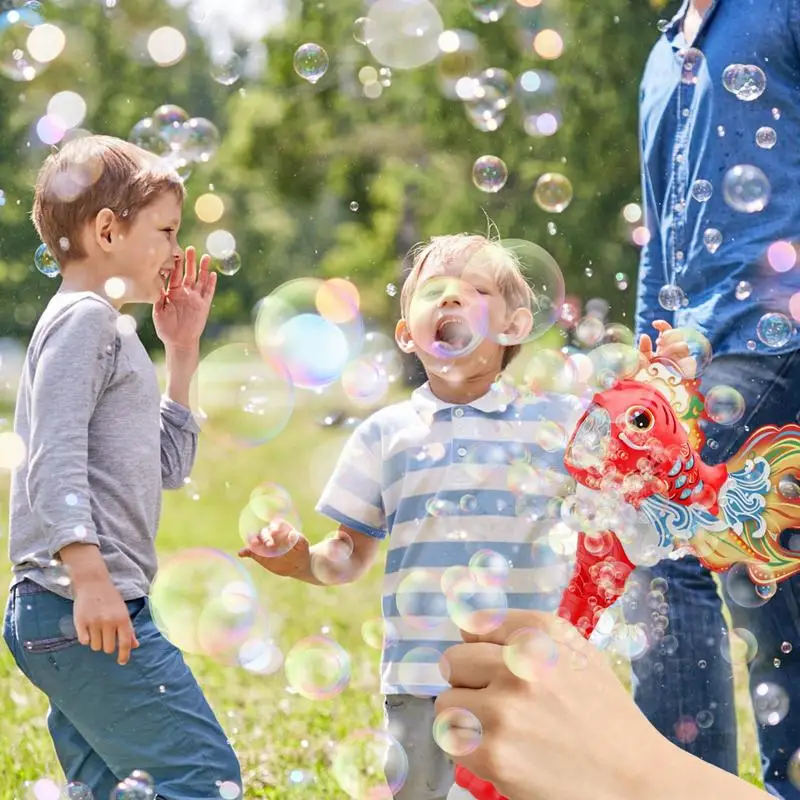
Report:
317,382,584,696
636,0,800,355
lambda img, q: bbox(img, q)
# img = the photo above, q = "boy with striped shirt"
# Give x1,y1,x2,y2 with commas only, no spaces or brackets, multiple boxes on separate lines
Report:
241,234,594,798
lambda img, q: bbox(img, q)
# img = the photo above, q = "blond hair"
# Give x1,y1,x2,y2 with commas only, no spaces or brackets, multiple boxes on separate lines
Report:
32,135,185,264
400,233,535,368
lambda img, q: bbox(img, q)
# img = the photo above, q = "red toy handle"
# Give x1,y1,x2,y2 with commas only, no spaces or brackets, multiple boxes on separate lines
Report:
455,531,634,799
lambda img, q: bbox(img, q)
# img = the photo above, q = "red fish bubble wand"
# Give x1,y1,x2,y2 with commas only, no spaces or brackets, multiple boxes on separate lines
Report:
455,359,800,800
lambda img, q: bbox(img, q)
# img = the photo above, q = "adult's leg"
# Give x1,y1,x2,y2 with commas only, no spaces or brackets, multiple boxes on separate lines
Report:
702,351,800,799
10,583,242,800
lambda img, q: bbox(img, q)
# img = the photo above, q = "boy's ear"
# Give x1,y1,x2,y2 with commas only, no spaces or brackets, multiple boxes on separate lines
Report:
95,208,116,252
395,319,416,354
498,307,533,346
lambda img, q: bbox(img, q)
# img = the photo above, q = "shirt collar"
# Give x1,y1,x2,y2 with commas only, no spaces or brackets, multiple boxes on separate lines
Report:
662,0,690,39
410,380,517,415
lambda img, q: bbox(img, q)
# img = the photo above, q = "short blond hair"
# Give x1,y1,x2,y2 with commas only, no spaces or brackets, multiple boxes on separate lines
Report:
32,135,185,264
400,233,535,368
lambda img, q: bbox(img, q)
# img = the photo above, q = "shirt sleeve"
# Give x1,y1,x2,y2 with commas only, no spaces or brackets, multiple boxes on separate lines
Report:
159,397,200,490
26,300,117,557
315,420,387,539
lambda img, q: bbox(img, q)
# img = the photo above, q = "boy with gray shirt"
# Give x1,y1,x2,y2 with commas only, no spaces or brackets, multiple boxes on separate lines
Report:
2,136,241,798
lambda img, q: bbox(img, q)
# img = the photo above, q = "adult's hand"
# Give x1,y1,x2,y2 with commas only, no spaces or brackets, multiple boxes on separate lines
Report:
435,610,768,800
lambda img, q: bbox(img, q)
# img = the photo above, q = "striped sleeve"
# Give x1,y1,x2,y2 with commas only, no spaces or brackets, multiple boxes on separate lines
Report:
316,420,387,539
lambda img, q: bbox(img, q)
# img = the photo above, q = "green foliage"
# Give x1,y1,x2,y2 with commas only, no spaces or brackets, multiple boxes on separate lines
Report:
0,0,664,350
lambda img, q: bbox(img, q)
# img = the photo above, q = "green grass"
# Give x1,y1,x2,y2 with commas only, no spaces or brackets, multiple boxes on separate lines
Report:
0,378,763,796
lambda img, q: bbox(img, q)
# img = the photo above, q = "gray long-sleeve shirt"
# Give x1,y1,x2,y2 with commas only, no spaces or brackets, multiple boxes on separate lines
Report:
8,291,199,600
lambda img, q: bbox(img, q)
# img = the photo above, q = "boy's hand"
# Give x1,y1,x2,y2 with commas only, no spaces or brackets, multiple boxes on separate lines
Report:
73,578,139,666
638,321,697,379
238,520,313,580
153,246,217,350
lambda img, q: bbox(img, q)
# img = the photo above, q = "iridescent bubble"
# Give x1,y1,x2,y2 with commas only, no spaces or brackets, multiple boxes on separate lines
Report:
150,548,259,659
284,636,351,700
193,343,293,448
238,482,301,551
436,30,482,100
445,574,507,635
152,103,189,136
723,164,771,213
704,385,745,425
341,359,389,407
756,127,777,150
366,0,444,70
255,277,363,389
433,708,483,757
658,283,686,311
179,117,221,163
293,43,329,84
753,682,790,726
502,626,559,681
65,782,94,800
534,173,573,213
396,569,447,630
469,0,509,23
720,626,758,664
756,312,793,348
703,228,722,254
469,549,510,588
472,155,508,193
353,16,375,45
361,617,398,650
587,343,641,389
362,331,404,382
211,52,242,86
129,117,170,156
331,730,408,799
680,48,704,84
476,67,515,110
691,179,713,202
733,64,767,101
498,238,565,343
0,6,46,82
211,252,241,276
34,243,59,278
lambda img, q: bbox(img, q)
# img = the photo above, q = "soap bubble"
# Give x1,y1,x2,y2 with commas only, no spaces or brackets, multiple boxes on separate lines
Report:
753,682,790,726
433,707,483,756
534,173,573,213
735,280,752,301
34,244,59,278
469,0,509,23
0,6,47,82
680,48,704,84
255,277,363,389
353,17,375,45
756,127,777,149
284,635,351,700
331,730,408,799
193,343,293,448
723,165,771,213
396,569,448,630
472,155,508,193
129,117,170,156
703,228,722,254
756,312,793,348
722,64,766,101
366,0,444,70
293,43,329,84
150,548,260,659
691,180,713,202
238,482,301,550
211,252,241,276
704,385,745,425
658,283,686,311
210,52,242,86
179,117,220,162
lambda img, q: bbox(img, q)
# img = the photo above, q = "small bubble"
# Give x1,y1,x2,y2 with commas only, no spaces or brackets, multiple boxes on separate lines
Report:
386,283,397,297
349,201,359,212
698,659,707,668
657,19,669,32
735,280,752,301
772,107,782,121
717,125,726,137
547,221,557,235
584,267,593,277
781,641,793,654
615,272,628,290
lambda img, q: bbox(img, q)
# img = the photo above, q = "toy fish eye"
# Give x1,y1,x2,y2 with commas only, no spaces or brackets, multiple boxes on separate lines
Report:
625,406,654,431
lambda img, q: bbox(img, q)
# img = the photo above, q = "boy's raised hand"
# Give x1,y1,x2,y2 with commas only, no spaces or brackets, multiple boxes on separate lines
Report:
153,246,217,349
238,520,312,579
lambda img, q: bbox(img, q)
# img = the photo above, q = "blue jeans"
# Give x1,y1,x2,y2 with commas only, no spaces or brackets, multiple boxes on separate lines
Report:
627,350,800,798
3,581,242,799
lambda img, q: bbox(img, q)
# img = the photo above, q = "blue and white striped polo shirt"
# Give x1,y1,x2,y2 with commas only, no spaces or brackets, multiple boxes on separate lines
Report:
317,381,586,696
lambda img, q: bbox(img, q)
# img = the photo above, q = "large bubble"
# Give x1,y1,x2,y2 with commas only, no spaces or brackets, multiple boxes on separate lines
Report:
331,730,408,799
0,6,47,82
255,277,363,389
150,548,260,659
366,0,444,70
723,165,771,213
193,343,294,448
284,635,351,700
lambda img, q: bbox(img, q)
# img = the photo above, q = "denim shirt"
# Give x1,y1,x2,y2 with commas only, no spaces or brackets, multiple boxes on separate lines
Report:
636,0,800,356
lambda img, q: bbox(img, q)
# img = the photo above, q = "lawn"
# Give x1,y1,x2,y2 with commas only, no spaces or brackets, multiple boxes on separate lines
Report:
0,357,762,797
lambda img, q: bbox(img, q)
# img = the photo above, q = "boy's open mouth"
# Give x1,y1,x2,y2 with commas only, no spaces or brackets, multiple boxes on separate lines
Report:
434,315,474,353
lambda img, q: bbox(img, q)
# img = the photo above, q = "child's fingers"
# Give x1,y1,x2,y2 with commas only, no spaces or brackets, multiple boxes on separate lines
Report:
75,616,90,647
652,320,673,334
168,255,183,289
638,333,653,355
183,246,197,286
117,623,135,666
201,269,217,301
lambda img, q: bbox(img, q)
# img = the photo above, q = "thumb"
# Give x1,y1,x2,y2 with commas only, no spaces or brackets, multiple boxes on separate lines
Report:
638,333,653,356
238,546,254,559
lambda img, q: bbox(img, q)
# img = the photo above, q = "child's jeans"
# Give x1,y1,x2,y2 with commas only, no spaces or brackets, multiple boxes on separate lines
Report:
384,694,454,800
3,580,242,799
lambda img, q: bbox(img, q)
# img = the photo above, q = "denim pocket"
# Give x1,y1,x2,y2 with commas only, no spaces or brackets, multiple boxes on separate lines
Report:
22,634,80,654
